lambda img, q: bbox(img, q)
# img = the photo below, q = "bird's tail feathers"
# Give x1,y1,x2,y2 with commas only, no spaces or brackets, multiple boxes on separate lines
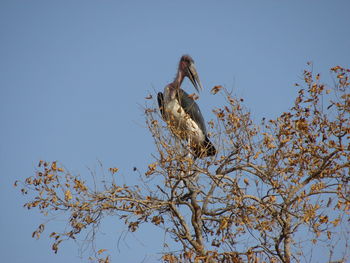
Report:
192,136,216,158
203,136,216,157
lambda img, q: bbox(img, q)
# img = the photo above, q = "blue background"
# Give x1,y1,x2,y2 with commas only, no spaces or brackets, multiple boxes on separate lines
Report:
1,1,349,262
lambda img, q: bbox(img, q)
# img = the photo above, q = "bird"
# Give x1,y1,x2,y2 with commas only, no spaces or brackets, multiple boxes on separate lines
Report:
157,55,216,158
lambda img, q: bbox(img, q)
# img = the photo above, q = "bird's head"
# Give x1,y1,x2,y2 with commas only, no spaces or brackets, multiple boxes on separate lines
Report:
179,55,203,92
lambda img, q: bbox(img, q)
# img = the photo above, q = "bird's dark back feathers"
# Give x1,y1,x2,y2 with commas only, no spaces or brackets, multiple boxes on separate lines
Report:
157,92,165,119
175,89,207,134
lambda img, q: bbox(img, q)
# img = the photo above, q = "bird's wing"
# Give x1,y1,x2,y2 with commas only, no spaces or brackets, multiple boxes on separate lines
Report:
176,89,207,134
157,92,166,120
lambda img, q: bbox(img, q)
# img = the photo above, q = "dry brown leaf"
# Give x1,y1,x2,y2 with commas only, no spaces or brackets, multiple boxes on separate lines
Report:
211,85,223,94
97,249,107,255
64,190,72,201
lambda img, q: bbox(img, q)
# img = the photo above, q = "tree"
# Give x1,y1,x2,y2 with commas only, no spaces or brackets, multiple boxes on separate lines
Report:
16,65,349,263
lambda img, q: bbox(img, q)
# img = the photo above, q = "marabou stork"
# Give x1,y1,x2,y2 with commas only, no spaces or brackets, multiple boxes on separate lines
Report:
157,55,216,158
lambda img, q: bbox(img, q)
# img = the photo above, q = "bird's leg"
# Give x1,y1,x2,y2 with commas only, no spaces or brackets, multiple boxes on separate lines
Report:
179,137,193,159
181,137,198,193
177,138,198,202
186,137,193,159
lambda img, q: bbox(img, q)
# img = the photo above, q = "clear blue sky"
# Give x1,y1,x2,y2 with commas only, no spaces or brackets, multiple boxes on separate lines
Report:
1,1,349,262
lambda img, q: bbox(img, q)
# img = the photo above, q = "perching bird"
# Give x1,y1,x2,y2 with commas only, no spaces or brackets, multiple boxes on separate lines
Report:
157,55,216,158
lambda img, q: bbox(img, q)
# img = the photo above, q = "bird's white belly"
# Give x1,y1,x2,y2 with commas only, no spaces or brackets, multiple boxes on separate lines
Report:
164,99,205,143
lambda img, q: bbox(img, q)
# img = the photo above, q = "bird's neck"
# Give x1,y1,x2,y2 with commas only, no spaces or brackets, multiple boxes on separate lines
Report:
167,66,184,100
174,68,184,88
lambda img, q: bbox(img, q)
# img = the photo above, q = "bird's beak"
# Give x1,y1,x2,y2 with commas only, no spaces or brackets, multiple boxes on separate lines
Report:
187,63,203,92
